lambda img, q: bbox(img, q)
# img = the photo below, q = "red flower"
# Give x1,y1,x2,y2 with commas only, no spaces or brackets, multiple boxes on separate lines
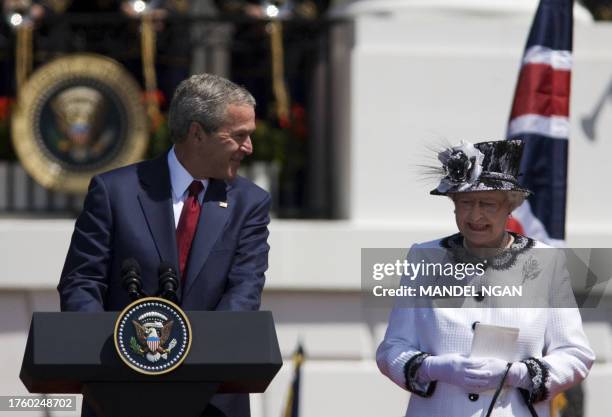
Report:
290,103,307,140
0,97,14,122
141,90,166,107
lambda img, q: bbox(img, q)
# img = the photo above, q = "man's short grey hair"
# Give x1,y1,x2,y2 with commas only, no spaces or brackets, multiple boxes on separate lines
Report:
168,73,256,143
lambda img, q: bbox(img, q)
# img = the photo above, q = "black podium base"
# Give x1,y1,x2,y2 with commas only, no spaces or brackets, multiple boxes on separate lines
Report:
83,382,220,417
21,312,282,417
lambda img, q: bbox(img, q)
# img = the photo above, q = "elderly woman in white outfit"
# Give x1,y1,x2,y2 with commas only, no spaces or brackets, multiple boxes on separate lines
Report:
376,140,594,417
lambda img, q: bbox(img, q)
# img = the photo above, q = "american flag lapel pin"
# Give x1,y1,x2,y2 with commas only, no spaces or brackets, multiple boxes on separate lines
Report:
219,201,228,208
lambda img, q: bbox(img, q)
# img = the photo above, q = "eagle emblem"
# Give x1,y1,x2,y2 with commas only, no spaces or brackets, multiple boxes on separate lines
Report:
114,297,192,375
129,312,178,363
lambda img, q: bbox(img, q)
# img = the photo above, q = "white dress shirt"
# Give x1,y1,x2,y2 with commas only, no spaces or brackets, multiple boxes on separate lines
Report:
167,147,208,228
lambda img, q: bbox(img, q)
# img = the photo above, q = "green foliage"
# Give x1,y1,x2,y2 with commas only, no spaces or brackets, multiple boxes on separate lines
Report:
248,119,293,165
147,118,172,159
130,336,144,356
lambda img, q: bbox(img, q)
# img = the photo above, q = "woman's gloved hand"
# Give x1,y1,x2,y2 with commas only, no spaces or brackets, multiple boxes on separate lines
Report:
467,357,511,391
446,357,532,392
505,361,531,389
418,354,493,392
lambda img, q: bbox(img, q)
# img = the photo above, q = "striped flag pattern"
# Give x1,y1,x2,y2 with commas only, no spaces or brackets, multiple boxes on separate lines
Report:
146,334,160,352
506,0,574,246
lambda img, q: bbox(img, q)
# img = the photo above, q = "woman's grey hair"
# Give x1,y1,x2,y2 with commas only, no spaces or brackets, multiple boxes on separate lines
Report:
506,191,528,211
168,73,256,143
448,191,527,212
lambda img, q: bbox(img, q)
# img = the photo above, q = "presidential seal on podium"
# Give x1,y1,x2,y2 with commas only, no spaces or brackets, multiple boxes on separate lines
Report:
114,297,192,375
11,54,148,193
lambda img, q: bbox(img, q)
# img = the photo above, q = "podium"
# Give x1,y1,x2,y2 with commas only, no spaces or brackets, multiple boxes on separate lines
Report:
20,311,282,417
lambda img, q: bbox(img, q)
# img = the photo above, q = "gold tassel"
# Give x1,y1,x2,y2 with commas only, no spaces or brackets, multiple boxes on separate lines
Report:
15,25,33,97
550,392,568,417
140,13,162,131
268,21,290,125
282,345,305,417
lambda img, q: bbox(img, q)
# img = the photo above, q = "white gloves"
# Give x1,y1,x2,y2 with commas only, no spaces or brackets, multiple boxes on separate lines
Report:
419,354,492,392
472,358,532,390
506,361,532,389
419,355,532,392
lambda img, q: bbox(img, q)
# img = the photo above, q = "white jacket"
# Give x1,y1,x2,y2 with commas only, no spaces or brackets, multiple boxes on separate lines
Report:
376,234,595,417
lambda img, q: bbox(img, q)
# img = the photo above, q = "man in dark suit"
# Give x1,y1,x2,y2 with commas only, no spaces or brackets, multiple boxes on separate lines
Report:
58,73,270,417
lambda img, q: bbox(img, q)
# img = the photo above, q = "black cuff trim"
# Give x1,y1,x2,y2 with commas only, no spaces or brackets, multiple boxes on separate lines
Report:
519,357,550,404
403,352,437,398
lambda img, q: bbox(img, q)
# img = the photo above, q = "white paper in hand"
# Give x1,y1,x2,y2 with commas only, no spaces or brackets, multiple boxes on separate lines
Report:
470,323,519,362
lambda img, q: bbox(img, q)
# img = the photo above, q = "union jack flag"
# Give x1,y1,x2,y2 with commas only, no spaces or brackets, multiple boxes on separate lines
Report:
506,0,573,246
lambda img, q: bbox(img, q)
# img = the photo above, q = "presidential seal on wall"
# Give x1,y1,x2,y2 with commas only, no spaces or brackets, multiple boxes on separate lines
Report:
114,297,192,375
11,54,148,193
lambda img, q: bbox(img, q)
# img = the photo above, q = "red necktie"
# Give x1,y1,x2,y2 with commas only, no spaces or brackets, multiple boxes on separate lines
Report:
176,180,204,281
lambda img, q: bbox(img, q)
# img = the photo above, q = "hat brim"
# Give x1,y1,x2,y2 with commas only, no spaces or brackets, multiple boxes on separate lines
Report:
430,179,532,196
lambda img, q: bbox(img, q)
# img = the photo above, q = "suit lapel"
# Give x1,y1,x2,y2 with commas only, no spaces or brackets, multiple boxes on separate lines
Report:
183,179,231,297
136,153,179,274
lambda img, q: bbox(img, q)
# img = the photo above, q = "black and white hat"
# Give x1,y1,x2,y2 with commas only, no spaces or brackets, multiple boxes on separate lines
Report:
430,139,532,196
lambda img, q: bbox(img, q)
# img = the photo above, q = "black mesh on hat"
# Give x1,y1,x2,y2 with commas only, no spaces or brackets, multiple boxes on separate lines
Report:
475,139,523,180
430,139,532,196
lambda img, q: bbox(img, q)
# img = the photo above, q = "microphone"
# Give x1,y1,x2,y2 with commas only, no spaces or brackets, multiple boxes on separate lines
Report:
158,261,179,303
121,258,143,301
